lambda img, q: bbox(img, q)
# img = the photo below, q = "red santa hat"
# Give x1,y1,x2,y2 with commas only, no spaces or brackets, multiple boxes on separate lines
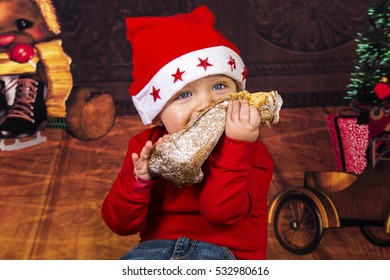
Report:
126,6,247,125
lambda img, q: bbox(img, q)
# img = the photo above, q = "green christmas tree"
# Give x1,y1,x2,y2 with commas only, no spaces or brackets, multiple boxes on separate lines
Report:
346,0,390,108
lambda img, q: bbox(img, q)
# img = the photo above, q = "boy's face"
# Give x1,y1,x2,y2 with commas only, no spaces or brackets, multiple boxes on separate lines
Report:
158,75,237,134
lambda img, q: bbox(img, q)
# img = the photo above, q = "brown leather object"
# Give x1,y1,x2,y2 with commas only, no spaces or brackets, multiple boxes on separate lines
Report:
65,86,116,141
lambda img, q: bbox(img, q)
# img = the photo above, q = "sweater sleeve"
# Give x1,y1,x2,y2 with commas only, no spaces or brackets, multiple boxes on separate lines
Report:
101,131,158,236
200,135,274,226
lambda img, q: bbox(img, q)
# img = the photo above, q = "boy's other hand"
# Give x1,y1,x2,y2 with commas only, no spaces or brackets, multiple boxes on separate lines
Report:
132,140,154,181
132,135,170,180
225,100,260,142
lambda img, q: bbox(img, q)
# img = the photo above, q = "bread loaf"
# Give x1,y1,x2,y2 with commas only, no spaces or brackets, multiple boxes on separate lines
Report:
149,90,282,186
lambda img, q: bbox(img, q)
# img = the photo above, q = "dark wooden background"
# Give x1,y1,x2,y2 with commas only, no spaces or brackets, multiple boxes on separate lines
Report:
52,0,377,115
1,0,388,260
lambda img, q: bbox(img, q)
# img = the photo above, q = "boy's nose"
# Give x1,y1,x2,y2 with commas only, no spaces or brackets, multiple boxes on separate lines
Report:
196,94,213,112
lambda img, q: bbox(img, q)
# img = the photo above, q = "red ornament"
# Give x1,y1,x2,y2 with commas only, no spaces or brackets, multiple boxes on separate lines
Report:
9,43,35,63
374,82,390,100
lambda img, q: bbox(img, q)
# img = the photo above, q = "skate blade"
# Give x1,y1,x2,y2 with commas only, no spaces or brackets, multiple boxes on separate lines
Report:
0,131,47,151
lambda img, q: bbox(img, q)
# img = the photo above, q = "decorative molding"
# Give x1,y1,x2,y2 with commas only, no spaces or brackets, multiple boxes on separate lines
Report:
280,91,350,108
248,0,368,52
247,59,355,76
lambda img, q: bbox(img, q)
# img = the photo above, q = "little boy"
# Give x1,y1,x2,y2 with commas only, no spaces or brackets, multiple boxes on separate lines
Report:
101,6,274,260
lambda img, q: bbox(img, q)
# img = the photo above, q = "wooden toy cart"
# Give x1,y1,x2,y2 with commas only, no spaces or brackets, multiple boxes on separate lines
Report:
268,132,390,255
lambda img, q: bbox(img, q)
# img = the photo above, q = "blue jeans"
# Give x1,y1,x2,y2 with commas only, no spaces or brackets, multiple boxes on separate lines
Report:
120,237,236,260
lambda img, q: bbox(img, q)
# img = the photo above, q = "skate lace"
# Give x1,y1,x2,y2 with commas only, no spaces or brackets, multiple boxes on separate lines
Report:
6,78,38,123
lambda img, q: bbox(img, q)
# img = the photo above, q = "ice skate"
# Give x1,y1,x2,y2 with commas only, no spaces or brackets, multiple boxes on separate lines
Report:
0,131,47,151
0,75,47,139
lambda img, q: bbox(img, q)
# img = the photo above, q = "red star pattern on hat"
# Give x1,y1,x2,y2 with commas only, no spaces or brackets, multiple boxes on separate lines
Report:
228,56,236,71
171,68,185,83
241,66,248,81
197,57,213,71
150,86,161,102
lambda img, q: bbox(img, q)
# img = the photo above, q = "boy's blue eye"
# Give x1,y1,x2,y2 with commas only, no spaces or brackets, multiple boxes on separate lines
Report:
177,91,191,99
213,83,226,90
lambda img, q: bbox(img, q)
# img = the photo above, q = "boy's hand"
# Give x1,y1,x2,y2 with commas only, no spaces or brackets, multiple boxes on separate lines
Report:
132,135,170,180
132,140,154,181
225,100,260,142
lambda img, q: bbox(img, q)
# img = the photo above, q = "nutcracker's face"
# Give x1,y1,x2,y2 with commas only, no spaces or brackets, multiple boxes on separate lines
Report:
0,0,54,53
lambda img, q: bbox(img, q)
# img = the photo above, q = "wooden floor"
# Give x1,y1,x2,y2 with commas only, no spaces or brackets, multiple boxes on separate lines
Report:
0,107,389,260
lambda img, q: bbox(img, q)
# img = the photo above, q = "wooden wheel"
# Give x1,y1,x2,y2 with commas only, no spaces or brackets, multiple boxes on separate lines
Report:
360,225,390,247
274,194,324,255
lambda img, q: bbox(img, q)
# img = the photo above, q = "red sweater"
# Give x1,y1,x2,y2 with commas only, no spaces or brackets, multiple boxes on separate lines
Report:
101,126,274,259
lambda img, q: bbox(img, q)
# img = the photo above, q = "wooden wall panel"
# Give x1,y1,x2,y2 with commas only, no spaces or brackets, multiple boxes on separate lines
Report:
52,0,377,114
